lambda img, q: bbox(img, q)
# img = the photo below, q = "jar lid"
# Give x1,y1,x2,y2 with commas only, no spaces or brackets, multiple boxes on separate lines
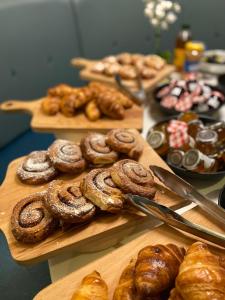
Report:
185,41,205,52
182,149,201,170
167,150,184,167
147,131,165,149
196,129,218,143
209,122,225,130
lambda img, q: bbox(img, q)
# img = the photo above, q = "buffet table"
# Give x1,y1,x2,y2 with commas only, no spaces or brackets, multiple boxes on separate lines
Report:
48,94,225,282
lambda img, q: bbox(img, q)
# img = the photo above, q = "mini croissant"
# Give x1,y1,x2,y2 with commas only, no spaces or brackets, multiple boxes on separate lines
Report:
71,271,108,300
135,244,185,297
169,242,225,300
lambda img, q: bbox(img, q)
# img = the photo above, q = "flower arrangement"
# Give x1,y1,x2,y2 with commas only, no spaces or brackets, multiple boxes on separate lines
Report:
144,0,181,55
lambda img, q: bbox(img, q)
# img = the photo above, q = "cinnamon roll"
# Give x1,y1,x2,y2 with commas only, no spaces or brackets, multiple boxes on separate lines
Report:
80,168,124,212
11,192,58,243
110,159,156,198
45,180,96,223
106,129,143,159
17,151,58,185
48,139,86,173
80,133,118,166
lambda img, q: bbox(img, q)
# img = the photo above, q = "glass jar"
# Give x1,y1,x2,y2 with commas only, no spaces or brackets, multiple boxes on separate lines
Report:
182,149,218,172
167,150,185,167
185,41,205,72
178,111,199,123
196,129,218,156
147,130,169,157
188,119,204,139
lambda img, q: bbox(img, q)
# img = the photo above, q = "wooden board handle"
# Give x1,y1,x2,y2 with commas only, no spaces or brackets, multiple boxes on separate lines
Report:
0,100,34,113
71,57,96,68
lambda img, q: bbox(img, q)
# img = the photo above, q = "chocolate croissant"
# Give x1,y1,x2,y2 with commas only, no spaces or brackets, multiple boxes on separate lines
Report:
169,242,225,300
71,271,109,300
135,244,185,297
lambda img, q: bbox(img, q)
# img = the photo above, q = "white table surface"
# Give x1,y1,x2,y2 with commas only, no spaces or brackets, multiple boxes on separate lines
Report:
48,77,225,282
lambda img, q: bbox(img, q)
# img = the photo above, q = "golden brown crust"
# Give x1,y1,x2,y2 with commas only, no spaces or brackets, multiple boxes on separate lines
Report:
85,100,101,121
17,151,58,185
80,168,124,212
48,139,86,173
80,133,118,165
113,259,136,300
169,242,225,300
71,271,109,300
135,244,185,297
60,95,76,117
119,66,137,80
44,180,96,223
144,55,165,70
11,192,58,243
106,129,143,159
48,84,75,98
110,159,156,198
41,97,60,115
117,53,133,65
96,91,125,119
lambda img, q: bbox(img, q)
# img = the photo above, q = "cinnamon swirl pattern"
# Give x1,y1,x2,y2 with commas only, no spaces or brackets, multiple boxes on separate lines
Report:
11,192,58,243
45,180,96,223
106,129,143,159
81,168,124,212
48,140,86,173
111,159,156,198
80,133,118,165
17,151,58,185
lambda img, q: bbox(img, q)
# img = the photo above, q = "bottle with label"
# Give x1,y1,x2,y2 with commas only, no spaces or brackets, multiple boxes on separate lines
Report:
185,41,205,72
173,24,192,71
182,149,218,173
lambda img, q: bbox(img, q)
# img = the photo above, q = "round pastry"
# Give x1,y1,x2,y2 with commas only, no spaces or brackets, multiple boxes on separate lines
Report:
80,168,124,212
48,139,86,173
17,151,58,185
117,53,133,65
41,97,60,115
104,63,120,76
110,159,156,198
45,180,96,223
106,129,143,159
11,192,58,243
119,66,137,80
80,133,118,165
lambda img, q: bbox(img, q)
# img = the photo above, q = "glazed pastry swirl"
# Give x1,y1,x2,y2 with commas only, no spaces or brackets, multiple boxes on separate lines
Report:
48,139,86,173
11,192,58,243
110,159,156,198
17,151,58,185
45,180,96,223
106,129,143,159
81,168,124,212
81,133,118,165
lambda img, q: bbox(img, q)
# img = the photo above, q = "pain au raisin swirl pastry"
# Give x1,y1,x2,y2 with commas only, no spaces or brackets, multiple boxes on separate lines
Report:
11,192,58,243
110,159,156,198
48,139,86,173
17,151,58,185
106,129,143,159
80,168,124,212
80,133,118,166
45,180,96,223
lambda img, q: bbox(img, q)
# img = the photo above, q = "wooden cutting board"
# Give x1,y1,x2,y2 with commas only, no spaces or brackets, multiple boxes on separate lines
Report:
34,207,225,300
0,133,186,265
0,99,143,134
72,58,175,91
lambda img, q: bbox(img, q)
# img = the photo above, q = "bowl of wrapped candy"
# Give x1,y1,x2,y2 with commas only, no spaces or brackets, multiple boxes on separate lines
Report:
147,112,225,180
153,78,225,115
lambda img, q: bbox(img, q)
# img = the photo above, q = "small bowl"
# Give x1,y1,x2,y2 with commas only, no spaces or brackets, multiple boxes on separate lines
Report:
200,49,225,75
147,115,225,181
218,185,225,209
153,83,225,116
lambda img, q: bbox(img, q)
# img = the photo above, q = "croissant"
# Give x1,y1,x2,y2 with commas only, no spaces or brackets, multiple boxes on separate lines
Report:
113,259,136,300
97,91,125,119
169,242,225,300
85,100,101,121
135,244,185,297
71,271,108,300
41,97,60,115
48,84,75,98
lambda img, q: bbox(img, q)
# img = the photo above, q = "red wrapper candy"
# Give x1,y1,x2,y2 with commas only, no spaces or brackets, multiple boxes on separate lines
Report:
157,85,172,98
175,93,193,112
212,90,225,102
192,95,206,104
160,95,177,109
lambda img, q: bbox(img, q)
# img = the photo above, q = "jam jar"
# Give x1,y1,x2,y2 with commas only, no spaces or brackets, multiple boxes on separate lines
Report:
147,130,169,157
167,150,185,167
196,129,218,156
182,149,218,172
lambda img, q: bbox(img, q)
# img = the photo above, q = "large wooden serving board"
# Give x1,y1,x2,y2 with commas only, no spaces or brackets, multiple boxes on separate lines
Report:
34,207,225,300
0,134,186,265
0,99,143,134
72,58,175,91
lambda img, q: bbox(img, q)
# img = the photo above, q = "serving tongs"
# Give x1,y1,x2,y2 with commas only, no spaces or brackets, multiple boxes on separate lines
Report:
127,194,225,248
115,72,147,104
150,165,225,227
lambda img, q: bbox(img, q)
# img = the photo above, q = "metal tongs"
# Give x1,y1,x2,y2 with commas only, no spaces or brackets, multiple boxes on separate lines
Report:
127,194,225,248
115,73,147,104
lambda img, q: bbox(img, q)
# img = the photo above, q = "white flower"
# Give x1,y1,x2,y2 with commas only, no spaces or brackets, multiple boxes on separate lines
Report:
163,1,173,10
161,21,169,30
173,3,181,13
155,4,166,19
166,12,177,23
151,18,159,26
